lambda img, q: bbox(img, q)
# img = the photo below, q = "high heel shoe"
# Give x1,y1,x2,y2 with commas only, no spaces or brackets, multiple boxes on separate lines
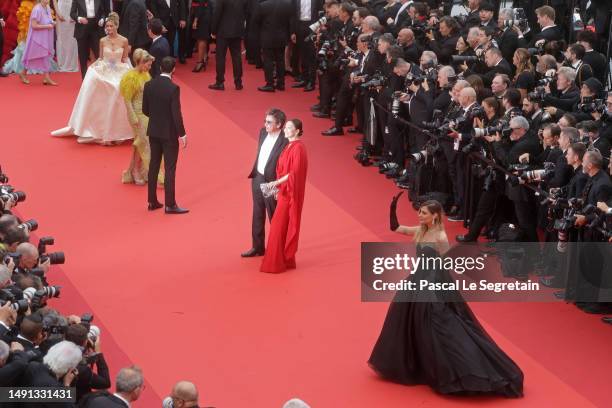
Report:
192,61,205,73
43,78,58,86
19,73,30,84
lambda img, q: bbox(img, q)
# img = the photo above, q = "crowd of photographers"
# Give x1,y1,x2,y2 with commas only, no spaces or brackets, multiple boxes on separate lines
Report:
0,169,203,406
297,0,612,320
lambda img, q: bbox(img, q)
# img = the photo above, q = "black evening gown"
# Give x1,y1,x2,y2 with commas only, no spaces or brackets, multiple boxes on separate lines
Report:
368,244,524,397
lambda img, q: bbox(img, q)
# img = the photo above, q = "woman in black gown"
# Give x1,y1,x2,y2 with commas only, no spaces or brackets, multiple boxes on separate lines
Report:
368,195,524,397
191,0,213,72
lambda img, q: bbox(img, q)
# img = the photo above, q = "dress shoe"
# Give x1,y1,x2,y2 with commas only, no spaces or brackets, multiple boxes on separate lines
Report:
447,205,459,217
208,83,224,91
539,276,564,288
241,248,265,257
456,235,476,243
577,302,612,314
602,316,612,325
310,104,321,112
553,290,566,300
148,202,163,211
165,205,189,214
292,81,306,88
179,57,186,64
235,83,244,90
275,84,285,91
304,83,315,92
322,127,344,136
258,85,275,92
447,215,464,222
347,127,363,134
0,71,8,77
312,111,330,119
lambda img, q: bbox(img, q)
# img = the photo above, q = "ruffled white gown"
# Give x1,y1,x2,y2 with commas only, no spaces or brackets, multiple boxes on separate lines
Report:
51,47,133,143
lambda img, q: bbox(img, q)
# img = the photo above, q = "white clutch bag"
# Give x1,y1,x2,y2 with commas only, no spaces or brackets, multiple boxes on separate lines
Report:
260,182,279,198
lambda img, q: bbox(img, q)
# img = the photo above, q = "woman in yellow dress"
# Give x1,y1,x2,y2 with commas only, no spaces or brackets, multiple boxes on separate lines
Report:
120,48,164,185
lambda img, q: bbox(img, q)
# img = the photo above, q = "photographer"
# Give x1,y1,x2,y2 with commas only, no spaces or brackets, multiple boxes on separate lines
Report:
522,92,547,131
0,339,32,386
583,121,611,169
425,16,459,65
65,322,110,401
496,8,521,64
492,116,543,247
599,92,612,143
291,0,325,92
576,30,607,85
464,47,512,88
529,6,562,48
502,88,524,121
397,28,420,64
542,67,580,113
562,43,593,88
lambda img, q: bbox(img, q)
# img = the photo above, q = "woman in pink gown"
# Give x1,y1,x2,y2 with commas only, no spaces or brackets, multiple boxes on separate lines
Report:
260,119,308,273
20,0,56,85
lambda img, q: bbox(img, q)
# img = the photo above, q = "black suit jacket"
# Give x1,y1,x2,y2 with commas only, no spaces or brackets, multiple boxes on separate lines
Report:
248,129,288,181
543,85,580,112
254,0,294,48
547,149,574,188
529,25,562,47
426,33,459,65
147,0,186,27
211,0,248,38
0,352,29,387
567,165,588,199
20,362,73,408
583,49,608,84
584,169,612,206
592,137,611,168
402,42,420,65
71,0,108,39
494,133,543,201
497,27,521,65
149,36,171,77
81,391,129,408
143,75,186,140
119,0,149,48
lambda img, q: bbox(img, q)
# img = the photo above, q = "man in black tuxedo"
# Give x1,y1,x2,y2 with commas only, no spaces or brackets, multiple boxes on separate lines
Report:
465,47,512,87
147,0,187,59
119,0,150,52
424,17,460,65
290,0,324,91
0,12,7,77
142,57,188,214
81,366,144,408
242,108,288,257
529,6,562,48
254,0,294,92
577,30,608,85
209,0,248,90
496,9,522,64
71,0,109,79
148,18,171,77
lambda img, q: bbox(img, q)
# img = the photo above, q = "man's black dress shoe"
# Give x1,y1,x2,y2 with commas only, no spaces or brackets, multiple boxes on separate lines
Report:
241,248,265,257
539,276,564,288
456,235,476,243
602,316,612,325
304,83,315,92
292,81,306,88
312,111,330,118
0,72,8,78
148,202,163,211
322,127,344,136
179,57,186,64
165,205,189,214
310,104,321,111
553,290,566,299
275,84,285,91
258,85,275,92
208,83,224,91
235,83,244,90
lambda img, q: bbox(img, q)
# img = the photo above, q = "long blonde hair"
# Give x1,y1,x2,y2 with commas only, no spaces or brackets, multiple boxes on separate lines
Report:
133,48,154,65
413,200,445,243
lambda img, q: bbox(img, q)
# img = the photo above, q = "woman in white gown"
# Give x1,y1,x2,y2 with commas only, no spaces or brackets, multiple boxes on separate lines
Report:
52,0,78,72
51,12,133,144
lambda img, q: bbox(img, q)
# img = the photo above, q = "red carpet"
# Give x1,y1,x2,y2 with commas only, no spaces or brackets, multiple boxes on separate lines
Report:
1,58,611,407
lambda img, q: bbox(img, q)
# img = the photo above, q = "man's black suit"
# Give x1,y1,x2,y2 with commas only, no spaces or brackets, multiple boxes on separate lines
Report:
543,85,580,112
20,362,73,407
142,75,186,207
291,0,324,85
254,0,293,87
248,129,288,252
211,0,248,86
81,391,129,408
591,137,611,169
426,33,459,65
149,36,171,77
465,58,512,87
119,0,150,51
71,0,109,78
147,0,187,55
583,49,608,85
529,25,562,47
497,27,521,65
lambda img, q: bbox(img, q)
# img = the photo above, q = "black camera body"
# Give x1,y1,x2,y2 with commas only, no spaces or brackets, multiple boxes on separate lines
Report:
578,96,606,114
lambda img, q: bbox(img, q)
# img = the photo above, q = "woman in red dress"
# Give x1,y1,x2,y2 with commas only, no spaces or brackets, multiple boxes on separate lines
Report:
260,119,308,273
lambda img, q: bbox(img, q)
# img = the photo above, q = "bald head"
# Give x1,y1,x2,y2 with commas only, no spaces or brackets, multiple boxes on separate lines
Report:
397,28,414,45
16,242,38,269
173,381,198,403
459,87,477,107
0,214,18,238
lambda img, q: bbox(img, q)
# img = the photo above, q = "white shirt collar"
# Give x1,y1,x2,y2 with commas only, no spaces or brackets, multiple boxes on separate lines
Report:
152,35,162,43
571,60,582,70
160,73,172,79
113,393,131,407
541,24,556,32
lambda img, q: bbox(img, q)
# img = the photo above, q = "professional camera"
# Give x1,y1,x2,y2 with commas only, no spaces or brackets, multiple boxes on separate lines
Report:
0,288,29,314
30,285,62,311
520,162,556,182
528,43,545,56
472,120,512,139
0,185,26,206
37,236,65,265
18,219,38,232
361,73,388,89
577,96,606,114
0,166,8,184
309,11,327,33
451,55,482,64
421,110,445,130
3,252,21,268
390,91,404,116
528,86,547,104
409,139,443,165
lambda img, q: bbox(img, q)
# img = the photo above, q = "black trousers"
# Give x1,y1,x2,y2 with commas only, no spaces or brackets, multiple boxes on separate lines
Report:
163,20,177,56
76,22,101,79
215,37,242,84
334,76,353,128
0,26,4,68
466,189,499,239
251,173,277,252
148,137,179,207
318,69,341,112
262,47,285,86
178,24,188,58
294,21,315,84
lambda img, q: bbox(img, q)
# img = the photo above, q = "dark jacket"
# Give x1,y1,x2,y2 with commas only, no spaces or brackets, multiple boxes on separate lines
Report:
147,0,187,27
426,33,459,65
81,391,129,408
254,0,294,48
143,75,186,139
149,36,171,77
119,0,150,49
211,0,248,38
497,27,521,65
71,0,108,39
248,128,289,181
529,25,562,47
291,0,324,22
494,132,543,201
583,49,608,84
543,85,580,112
